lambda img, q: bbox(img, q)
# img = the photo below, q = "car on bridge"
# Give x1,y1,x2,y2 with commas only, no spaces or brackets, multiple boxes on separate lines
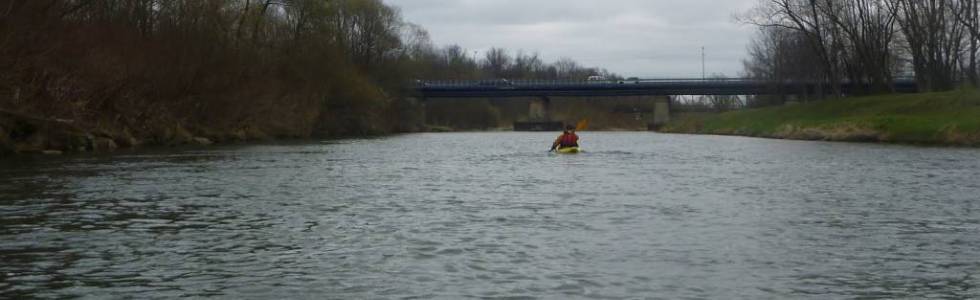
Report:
589,75,640,84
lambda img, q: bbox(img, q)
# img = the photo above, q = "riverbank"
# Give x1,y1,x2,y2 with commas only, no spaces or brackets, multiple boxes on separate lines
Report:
0,109,266,156
660,90,980,146
0,0,429,158
0,100,424,158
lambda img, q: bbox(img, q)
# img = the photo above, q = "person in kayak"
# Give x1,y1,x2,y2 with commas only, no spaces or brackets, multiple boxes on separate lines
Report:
550,125,579,151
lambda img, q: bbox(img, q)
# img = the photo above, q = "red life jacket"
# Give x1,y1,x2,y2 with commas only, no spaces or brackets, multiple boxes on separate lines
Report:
559,133,579,147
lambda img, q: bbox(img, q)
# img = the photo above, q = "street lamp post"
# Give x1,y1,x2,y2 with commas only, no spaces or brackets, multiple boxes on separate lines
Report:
701,46,705,81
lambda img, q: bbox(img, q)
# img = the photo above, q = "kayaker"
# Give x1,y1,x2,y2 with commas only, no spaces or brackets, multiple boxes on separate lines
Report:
550,125,579,151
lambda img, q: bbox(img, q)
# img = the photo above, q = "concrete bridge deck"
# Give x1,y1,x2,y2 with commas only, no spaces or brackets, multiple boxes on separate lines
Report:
413,78,921,131
414,78,920,98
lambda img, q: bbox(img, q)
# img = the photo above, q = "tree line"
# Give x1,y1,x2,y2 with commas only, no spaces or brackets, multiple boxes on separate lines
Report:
0,0,611,146
740,0,979,101
403,41,621,81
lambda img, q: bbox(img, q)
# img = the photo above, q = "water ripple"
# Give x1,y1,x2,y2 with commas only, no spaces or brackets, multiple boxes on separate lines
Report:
2,132,980,299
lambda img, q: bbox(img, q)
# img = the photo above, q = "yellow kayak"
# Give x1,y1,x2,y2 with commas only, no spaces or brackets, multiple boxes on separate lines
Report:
556,147,581,154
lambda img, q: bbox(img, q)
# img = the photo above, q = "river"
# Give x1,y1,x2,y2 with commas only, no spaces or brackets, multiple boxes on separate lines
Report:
1,132,979,299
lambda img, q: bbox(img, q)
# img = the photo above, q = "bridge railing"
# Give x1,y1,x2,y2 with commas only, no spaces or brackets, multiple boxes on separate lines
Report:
414,77,919,89
414,78,772,89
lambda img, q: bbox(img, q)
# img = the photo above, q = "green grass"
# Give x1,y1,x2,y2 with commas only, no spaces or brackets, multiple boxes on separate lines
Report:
661,89,980,146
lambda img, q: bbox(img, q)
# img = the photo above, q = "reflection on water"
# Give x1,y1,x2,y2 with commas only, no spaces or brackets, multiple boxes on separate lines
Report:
1,133,979,299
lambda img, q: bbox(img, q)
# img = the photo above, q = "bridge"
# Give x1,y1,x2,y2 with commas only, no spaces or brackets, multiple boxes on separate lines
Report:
415,78,920,98
413,78,920,130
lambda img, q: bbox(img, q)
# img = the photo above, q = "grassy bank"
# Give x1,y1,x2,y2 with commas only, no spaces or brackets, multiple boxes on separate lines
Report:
661,90,980,146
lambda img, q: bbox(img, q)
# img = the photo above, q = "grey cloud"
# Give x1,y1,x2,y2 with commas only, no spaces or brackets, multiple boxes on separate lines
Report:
387,0,758,77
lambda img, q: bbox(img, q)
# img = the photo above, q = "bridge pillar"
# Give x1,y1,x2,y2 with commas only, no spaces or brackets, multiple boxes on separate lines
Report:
649,96,671,130
515,96,563,131
528,96,550,121
417,97,427,130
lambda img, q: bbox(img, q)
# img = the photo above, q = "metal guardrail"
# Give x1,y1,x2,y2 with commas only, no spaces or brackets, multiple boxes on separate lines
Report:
415,78,764,88
411,77,919,97
415,77,919,88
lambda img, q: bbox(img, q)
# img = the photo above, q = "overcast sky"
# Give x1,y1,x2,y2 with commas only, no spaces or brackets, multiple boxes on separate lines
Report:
384,0,759,78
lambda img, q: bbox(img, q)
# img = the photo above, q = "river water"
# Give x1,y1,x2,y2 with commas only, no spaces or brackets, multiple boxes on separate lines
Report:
1,132,979,299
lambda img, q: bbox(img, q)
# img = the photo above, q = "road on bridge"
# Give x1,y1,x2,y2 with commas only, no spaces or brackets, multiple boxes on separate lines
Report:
414,78,919,98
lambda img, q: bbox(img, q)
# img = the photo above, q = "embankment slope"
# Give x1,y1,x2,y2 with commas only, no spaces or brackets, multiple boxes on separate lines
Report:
661,90,980,146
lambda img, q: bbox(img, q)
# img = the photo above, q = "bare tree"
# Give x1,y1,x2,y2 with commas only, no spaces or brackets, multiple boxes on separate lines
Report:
823,0,900,93
954,0,980,85
482,47,510,78
891,0,965,91
553,57,580,79
511,51,544,79
743,0,971,93
741,0,844,96
742,26,825,103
